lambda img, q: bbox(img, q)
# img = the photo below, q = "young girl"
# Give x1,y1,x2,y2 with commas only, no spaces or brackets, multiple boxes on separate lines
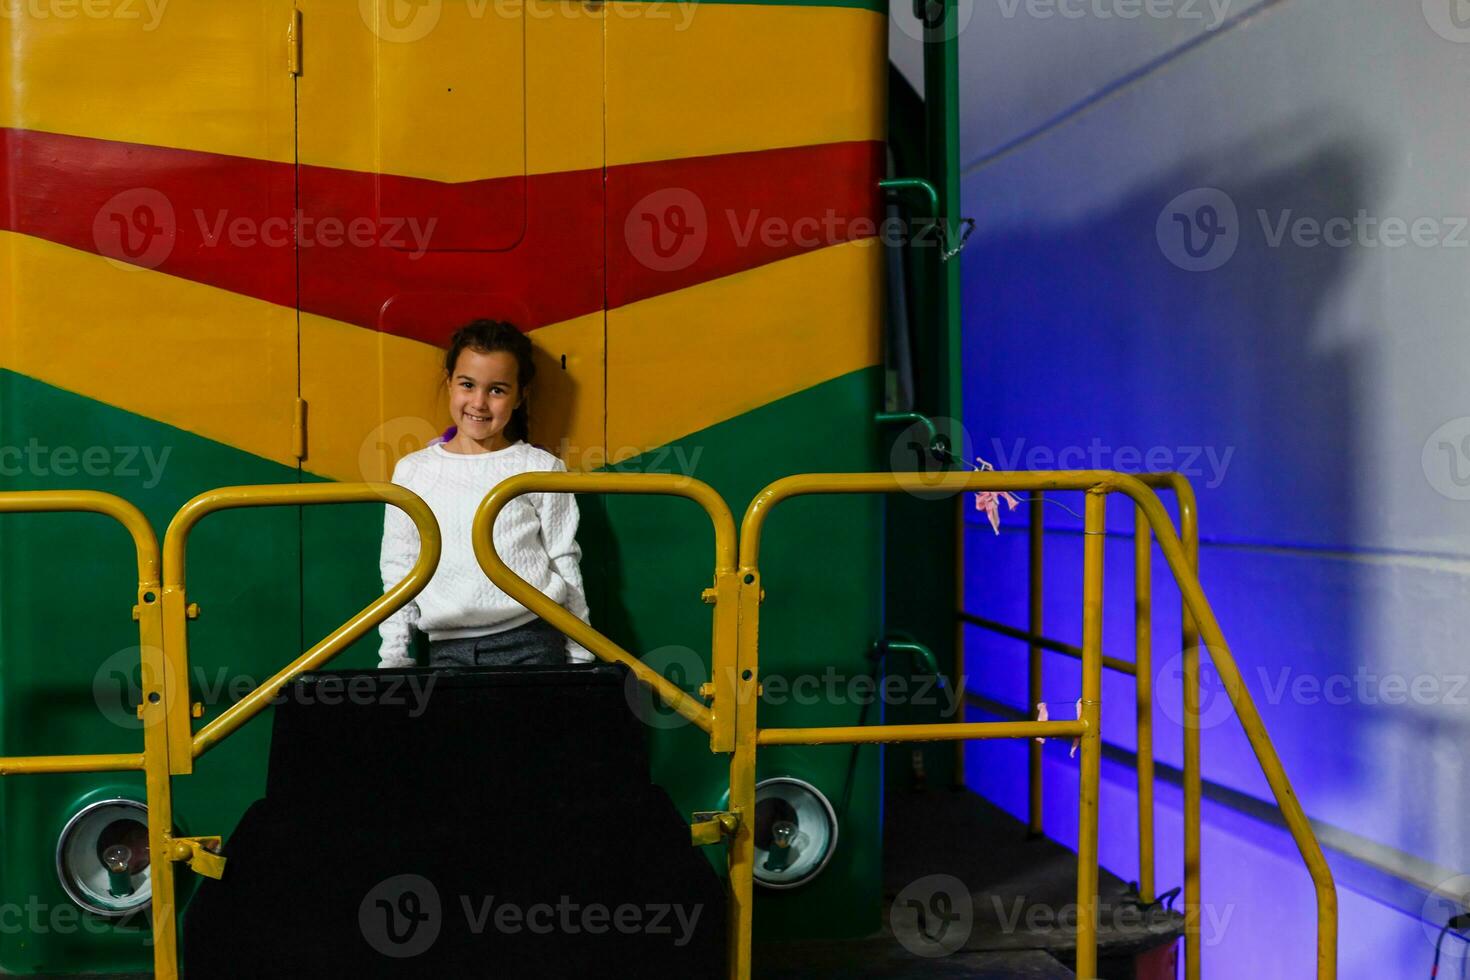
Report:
377,319,594,668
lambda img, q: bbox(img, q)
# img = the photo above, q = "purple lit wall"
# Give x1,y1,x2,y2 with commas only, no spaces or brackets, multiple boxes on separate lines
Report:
891,1,1470,977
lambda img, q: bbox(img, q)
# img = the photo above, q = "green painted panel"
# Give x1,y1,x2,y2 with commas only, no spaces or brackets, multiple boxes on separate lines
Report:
0,362,887,974
0,370,302,975
602,367,886,942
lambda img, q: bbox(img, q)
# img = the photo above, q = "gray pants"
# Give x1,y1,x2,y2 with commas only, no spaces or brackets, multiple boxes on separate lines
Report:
428,618,568,668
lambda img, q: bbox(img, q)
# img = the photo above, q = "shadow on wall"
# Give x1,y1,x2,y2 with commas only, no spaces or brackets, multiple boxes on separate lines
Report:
955,119,1453,961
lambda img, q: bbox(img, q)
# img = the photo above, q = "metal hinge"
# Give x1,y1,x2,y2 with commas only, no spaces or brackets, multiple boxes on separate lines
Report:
169,836,227,880
292,397,308,461
690,810,741,847
288,9,302,76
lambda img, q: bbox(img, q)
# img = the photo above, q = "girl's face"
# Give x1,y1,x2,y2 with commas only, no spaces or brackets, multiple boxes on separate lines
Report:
447,347,524,452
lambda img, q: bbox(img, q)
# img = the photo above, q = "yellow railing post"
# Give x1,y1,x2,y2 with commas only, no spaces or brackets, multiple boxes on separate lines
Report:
1028,491,1045,837
1160,476,1203,980
468,472,751,974
471,472,738,746
0,491,179,978
728,564,760,980
1075,490,1106,979
1134,504,1155,903
1118,474,1336,979
162,484,442,761
743,471,1335,979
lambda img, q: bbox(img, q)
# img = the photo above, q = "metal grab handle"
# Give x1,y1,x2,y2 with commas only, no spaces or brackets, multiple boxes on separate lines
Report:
0,490,161,775
162,483,441,763
0,488,159,583
738,469,1337,980
473,472,738,747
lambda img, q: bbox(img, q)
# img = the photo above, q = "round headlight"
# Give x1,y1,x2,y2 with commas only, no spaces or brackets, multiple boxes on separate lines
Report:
751,777,838,890
56,799,152,918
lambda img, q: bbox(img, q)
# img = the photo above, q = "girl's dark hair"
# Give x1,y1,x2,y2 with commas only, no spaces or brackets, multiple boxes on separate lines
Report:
444,319,536,444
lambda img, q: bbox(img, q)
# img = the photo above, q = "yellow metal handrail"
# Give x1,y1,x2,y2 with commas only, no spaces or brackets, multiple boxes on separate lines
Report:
0,471,1333,979
162,483,441,765
961,471,1197,939
473,472,739,750
153,483,439,980
0,491,175,972
735,471,1334,980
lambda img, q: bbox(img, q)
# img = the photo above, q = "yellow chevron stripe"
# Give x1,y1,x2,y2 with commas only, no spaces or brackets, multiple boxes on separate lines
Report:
1,1,297,163
0,229,608,478
0,238,877,480
607,4,886,166
301,311,606,483
0,231,299,467
606,238,883,452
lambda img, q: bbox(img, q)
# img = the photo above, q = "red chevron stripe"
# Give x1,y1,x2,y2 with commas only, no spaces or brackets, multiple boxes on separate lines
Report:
0,127,882,345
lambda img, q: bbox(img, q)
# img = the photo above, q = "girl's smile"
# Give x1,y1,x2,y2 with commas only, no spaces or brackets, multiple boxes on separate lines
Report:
446,348,524,454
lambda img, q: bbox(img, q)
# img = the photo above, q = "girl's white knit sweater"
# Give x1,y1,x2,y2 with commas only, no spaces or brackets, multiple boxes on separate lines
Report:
377,440,593,667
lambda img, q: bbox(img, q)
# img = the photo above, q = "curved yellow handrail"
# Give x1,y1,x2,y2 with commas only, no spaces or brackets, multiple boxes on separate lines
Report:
472,472,736,737
0,491,160,776
738,470,1337,980
161,483,441,760
0,489,160,586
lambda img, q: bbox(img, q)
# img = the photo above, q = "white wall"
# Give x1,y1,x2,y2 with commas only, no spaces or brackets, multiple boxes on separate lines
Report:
896,0,1470,975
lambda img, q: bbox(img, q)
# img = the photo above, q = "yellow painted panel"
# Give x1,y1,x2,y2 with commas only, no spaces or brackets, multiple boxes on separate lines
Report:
607,4,885,166
1,0,296,162
301,312,606,483
525,0,604,175
606,240,882,452
299,0,523,182
301,0,599,181
0,232,298,467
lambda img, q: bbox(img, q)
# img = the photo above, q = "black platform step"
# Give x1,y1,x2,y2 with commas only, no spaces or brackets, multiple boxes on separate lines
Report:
182,663,726,979
885,788,1182,975
753,789,1181,979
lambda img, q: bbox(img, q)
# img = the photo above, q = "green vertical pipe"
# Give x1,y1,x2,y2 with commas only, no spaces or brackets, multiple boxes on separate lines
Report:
922,0,965,789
